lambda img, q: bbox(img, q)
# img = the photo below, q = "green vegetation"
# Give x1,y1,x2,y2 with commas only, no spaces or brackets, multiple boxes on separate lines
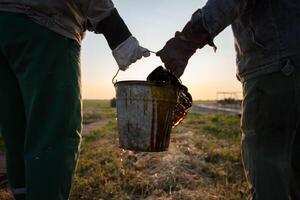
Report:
83,99,116,124
202,114,241,141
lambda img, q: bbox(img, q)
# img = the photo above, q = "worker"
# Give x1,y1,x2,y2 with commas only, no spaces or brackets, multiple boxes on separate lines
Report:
157,1,300,199
0,1,149,200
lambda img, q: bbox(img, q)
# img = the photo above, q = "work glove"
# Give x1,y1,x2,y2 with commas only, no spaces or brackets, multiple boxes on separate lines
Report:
157,9,216,78
113,36,150,71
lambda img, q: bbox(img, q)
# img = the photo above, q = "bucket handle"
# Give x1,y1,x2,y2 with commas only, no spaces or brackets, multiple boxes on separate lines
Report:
112,50,157,85
112,69,120,85
111,50,184,85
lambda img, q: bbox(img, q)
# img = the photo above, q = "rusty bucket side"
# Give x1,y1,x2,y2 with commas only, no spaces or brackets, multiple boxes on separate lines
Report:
115,81,178,152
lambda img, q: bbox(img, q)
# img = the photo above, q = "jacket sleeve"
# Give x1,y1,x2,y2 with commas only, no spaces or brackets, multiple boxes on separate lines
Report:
201,0,255,37
86,0,132,50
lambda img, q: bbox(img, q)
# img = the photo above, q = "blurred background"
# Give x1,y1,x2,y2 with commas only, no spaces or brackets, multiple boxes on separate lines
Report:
81,0,241,100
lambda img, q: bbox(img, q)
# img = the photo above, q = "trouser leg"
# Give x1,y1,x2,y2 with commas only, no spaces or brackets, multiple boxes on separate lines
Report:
20,27,82,200
290,75,300,200
0,12,82,200
241,72,297,200
290,128,300,199
0,50,26,199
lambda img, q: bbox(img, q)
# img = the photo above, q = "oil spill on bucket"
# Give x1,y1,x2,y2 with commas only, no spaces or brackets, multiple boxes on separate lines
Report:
115,81,178,152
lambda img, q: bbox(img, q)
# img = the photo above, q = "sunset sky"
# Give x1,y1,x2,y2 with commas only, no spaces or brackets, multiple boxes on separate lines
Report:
81,0,242,100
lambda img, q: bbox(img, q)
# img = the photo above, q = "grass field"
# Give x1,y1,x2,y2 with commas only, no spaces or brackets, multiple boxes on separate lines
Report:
83,99,116,124
0,100,249,200
71,101,249,200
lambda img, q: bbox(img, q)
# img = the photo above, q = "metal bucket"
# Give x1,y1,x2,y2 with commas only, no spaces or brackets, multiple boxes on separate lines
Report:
115,81,178,152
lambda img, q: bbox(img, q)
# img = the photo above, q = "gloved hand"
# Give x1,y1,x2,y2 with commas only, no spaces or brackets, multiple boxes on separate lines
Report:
112,36,150,71
157,9,215,78
156,35,198,78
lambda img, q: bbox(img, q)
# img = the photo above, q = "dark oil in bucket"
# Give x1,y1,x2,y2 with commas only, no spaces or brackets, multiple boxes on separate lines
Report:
147,66,192,127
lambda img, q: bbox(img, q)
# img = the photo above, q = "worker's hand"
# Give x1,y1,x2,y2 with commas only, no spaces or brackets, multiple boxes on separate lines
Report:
112,36,150,71
156,33,198,78
157,9,216,78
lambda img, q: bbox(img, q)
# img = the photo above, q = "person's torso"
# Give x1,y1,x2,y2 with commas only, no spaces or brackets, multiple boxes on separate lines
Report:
232,0,300,81
0,0,112,42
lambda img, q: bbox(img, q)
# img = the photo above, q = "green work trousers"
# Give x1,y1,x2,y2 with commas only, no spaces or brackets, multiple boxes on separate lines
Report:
0,12,82,200
241,61,300,200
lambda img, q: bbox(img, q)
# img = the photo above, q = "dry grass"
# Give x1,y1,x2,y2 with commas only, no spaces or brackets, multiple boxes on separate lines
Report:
0,100,250,199
70,111,250,200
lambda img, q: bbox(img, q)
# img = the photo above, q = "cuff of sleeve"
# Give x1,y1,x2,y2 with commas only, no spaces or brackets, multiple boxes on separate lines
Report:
94,8,132,49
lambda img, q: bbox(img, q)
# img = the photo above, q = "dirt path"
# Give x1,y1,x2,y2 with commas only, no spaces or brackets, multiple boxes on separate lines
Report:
192,104,241,115
82,118,109,136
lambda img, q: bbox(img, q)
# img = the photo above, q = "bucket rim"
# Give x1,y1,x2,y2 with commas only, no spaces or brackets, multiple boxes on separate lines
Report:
114,80,177,88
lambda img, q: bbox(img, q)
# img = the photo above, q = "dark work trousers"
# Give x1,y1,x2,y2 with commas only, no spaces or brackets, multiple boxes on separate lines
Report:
0,12,82,200
241,61,300,200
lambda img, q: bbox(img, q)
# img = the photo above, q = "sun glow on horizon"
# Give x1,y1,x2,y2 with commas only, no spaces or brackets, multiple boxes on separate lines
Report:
81,0,242,100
